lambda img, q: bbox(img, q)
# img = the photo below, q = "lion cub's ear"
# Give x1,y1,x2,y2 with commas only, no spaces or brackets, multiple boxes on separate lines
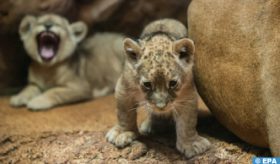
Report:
174,38,195,62
123,38,141,62
70,21,88,43
19,15,37,40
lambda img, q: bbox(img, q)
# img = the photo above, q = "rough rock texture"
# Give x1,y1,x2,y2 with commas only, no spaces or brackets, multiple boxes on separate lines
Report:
0,0,189,35
0,96,270,163
84,0,190,36
0,131,269,164
188,0,280,148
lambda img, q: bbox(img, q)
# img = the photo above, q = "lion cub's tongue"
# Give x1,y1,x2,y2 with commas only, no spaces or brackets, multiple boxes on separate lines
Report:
40,46,55,60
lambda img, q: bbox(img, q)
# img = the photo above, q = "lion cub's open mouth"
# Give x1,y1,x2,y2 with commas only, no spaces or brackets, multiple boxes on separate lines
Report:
37,31,60,61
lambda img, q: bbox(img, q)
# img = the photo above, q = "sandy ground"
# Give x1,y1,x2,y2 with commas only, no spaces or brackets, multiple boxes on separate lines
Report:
0,95,270,163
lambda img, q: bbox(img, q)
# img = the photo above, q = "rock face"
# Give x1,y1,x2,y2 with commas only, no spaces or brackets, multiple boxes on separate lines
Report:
0,0,188,35
0,35,29,95
188,0,280,153
83,0,189,36
0,0,189,95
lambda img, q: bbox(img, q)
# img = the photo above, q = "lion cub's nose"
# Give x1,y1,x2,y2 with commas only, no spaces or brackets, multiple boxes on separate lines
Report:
45,22,53,30
155,101,167,109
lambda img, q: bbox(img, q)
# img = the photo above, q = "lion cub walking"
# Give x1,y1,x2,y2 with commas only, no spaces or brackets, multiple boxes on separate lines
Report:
106,19,211,158
10,14,125,110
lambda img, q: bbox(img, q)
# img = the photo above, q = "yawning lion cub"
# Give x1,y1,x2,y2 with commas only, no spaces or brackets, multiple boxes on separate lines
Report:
10,14,125,110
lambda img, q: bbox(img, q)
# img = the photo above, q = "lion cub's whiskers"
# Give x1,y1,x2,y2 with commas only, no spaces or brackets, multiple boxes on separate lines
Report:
128,101,147,111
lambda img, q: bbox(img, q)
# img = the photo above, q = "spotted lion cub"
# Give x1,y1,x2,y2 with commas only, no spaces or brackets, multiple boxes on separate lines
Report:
106,19,211,158
10,14,124,110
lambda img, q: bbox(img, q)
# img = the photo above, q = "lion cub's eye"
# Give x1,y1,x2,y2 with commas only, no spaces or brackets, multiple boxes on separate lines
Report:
169,80,178,89
142,81,153,90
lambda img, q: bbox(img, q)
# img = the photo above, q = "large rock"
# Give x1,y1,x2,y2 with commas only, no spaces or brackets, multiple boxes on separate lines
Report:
78,0,189,36
188,0,280,154
0,0,188,35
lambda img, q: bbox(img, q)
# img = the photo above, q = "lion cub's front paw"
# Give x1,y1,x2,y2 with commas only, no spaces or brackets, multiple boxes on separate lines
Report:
177,136,211,159
10,95,29,107
27,96,54,111
106,125,137,148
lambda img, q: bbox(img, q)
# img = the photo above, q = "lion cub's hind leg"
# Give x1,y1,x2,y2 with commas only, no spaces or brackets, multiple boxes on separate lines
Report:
139,113,175,136
139,113,153,136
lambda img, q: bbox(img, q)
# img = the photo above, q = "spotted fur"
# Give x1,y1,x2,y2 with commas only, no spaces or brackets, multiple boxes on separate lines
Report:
106,19,211,158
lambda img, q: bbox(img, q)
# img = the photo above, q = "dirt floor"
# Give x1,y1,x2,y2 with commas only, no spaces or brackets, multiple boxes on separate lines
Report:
0,95,270,163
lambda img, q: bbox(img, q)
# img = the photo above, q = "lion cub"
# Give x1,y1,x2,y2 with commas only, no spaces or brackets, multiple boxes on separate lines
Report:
106,19,211,158
10,14,124,110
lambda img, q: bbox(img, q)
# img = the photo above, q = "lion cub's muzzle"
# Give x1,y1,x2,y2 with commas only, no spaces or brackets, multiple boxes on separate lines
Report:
36,31,60,61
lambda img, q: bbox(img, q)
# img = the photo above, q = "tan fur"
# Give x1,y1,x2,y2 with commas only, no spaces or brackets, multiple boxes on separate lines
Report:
10,14,125,111
188,0,280,156
106,19,211,158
